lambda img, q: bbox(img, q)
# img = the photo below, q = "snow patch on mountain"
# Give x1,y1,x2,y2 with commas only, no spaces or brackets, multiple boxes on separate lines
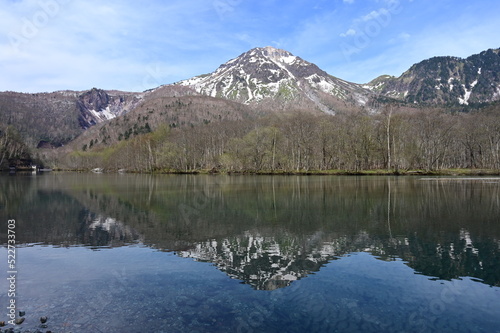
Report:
89,106,116,121
493,85,500,100
175,46,372,113
448,77,455,91
459,79,478,105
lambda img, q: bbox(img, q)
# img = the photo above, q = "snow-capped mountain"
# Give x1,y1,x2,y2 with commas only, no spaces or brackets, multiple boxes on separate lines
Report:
177,46,372,114
365,48,500,105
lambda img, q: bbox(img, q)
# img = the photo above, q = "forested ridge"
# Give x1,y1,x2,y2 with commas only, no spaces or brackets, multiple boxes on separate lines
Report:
46,103,500,173
3,46,500,173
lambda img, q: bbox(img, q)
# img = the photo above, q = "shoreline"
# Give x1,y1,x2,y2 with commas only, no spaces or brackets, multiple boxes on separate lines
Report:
3,168,500,176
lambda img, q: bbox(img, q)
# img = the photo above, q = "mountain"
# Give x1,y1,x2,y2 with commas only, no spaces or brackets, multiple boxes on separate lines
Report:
66,86,255,152
0,90,83,148
177,46,372,114
366,48,500,105
3,45,500,160
0,88,143,148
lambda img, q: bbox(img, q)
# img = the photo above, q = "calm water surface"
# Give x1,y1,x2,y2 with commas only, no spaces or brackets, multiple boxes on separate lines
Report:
0,173,499,332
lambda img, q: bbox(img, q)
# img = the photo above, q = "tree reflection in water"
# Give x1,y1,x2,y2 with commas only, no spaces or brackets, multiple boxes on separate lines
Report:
1,173,499,288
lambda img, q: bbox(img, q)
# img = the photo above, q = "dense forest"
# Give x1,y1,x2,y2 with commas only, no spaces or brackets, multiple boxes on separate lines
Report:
38,104,500,173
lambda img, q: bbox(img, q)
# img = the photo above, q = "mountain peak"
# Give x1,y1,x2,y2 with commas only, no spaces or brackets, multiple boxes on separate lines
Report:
222,46,299,69
365,47,500,104
247,45,291,54
177,46,370,112
251,46,297,64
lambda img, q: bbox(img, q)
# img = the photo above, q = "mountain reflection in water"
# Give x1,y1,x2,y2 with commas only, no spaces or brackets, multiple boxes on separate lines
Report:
1,173,499,289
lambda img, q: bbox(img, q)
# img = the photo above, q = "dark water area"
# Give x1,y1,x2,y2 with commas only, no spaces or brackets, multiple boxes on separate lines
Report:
0,173,499,332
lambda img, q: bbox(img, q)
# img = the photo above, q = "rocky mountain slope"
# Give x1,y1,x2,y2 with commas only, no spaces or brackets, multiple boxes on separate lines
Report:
67,85,255,152
77,88,144,128
366,48,500,105
177,46,372,114
0,88,143,148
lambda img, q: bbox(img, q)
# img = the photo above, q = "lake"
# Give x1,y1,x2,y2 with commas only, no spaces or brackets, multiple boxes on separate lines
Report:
1,173,499,332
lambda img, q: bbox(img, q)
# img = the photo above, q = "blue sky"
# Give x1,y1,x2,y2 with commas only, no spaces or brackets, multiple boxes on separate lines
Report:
1,0,499,93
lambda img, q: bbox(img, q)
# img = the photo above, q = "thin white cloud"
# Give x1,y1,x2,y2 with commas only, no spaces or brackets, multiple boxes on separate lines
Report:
378,0,400,5
340,29,357,37
399,32,411,40
288,10,348,58
0,0,242,92
1,0,499,92
360,8,390,22
388,32,411,44
328,15,500,84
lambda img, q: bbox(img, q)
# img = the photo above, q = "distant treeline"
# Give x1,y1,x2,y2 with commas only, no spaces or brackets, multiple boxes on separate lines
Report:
48,105,500,173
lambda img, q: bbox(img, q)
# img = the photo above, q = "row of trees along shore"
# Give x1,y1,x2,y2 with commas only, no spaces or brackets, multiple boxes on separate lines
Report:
52,105,500,173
